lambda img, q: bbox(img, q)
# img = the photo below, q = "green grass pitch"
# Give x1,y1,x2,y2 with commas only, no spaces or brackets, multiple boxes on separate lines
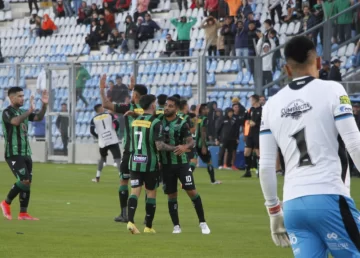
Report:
0,162,359,258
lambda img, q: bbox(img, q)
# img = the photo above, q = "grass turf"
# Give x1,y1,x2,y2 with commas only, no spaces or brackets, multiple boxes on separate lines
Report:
0,162,359,258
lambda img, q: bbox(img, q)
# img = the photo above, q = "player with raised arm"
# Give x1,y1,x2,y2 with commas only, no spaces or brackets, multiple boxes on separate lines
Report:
1,87,48,220
196,104,221,184
90,104,121,183
126,94,176,234
99,74,148,223
161,97,211,234
259,36,360,257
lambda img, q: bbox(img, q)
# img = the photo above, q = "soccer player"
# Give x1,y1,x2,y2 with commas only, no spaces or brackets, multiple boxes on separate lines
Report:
178,99,197,172
242,95,262,178
196,104,221,184
259,36,360,256
90,104,121,183
99,74,147,223
126,94,176,234
1,87,48,220
156,94,167,115
161,97,211,234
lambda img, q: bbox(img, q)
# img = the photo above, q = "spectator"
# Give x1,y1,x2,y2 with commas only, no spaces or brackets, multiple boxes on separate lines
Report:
28,0,39,14
125,15,138,53
63,0,73,17
170,16,197,56
32,16,42,36
36,68,58,93
104,9,116,29
90,3,99,15
136,16,143,27
221,16,235,56
32,109,45,141
163,34,177,57
107,29,123,49
214,108,223,136
268,29,280,73
85,19,100,49
115,0,131,12
299,5,311,33
247,21,258,73
319,60,330,80
200,16,221,58
217,29,225,56
119,32,128,53
76,65,91,106
77,1,91,24
107,76,130,103
283,0,296,22
208,101,218,142
263,19,272,41
56,0,65,18
267,0,282,25
29,10,37,25
39,14,57,38
84,9,99,25
335,0,353,44
312,3,324,44
98,18,110,41
224,0,242,17
217,107,236,169
73,0,83,17
138,13,160,42
231,101,246,168
133,0,149,21
244,12,261,29
204,0,219,18
329,59,342,82
355,39,360,67
106,80,115,101
233,20,250,71
259,96,266,106
256,35,275,86
238,0,252,18
56,103,69,155
177,0,187,11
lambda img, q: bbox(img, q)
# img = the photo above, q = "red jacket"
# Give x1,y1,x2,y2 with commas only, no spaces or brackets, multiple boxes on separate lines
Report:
116,0,130,9
204,0,218,11
105,13,116,29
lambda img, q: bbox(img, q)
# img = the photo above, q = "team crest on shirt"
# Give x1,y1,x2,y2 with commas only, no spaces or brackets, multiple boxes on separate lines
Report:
281,99,312,120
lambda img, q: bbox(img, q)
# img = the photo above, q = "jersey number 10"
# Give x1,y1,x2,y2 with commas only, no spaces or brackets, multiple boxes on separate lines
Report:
291,128,314,167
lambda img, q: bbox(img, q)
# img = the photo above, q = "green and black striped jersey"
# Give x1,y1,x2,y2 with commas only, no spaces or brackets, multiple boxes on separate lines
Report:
177,112,194,129
159,116,191,165
114,103,143,153
2,106,36,158
156,106,164,115
129,114,163,172
195,115,208,148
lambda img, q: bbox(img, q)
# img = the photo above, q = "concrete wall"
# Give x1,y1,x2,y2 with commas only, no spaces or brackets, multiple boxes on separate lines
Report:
0,140,122,164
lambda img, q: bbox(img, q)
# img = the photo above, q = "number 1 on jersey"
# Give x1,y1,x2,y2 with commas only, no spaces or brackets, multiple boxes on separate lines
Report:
135,131,143,150
291,128,314,167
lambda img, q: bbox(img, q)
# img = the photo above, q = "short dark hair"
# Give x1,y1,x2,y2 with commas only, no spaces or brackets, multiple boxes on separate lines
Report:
250,94,260,102
94,104,102,112
180,99,188,110
157,94,167,106
8,86,23,96
269,29,277,36
190,105,196,111
166,96,180,108
61,103,67,106
172,94,181,99
139,94,156,110
264,19,272,26
284,36,316,64
134,84,148,96
199,103,208,114
109,80,114,84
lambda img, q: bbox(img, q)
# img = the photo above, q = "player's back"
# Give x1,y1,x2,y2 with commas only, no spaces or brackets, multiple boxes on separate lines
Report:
92,112,118,148
264,77,351,202
130,114,161,172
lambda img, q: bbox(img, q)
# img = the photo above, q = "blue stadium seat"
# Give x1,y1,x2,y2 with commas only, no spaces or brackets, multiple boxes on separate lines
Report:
208,60,217,73
150,64,157,74
195,39,203,50
345,56,355,69
231,72,243,85
316,43,323,57
163,86,170,95
178,73,187,85
183,86,192,98
241,72,251,85
156,85,164,95
147,74,154,85
177,86,185,96
223,98,232,108
206,60,210,71
169,63,178,73
163,63,171,74
176,63,184,73
156,63,164,74
230,60,239,72
206,73,215,85
144,64,152,74
169,86,177,96
125,65,132,75
216,98,224,109
120,65,127,75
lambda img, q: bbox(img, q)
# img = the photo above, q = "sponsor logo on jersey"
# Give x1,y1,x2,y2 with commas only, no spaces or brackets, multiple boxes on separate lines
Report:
281,99,312,120
94,114,109,121
339,95,351,105
132,120,151,128
133,154,148,163
134,108,144,115
334,104,353,117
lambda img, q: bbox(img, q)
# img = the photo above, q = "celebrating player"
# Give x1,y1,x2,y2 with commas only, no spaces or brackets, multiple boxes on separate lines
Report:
1,87,48,220
161,97,211,234
99,74,147,223
90,104,121,183
259,36,360,256
196,104,221,184
156,94,167,115
126,94,176,234
242,95,262,178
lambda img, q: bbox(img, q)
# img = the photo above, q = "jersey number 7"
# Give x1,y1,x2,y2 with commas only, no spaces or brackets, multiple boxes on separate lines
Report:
291,128,314,167
135,131,143,150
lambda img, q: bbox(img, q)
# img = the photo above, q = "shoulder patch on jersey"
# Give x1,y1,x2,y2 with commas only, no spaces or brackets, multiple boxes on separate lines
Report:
132,120,151,128
281,99,312,120
334,104,353,117
339,95,351,105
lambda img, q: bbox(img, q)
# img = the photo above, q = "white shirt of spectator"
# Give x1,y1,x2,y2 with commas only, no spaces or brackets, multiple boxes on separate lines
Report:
91,113,119,148
36,68,58,91
260,77,353,203
256,38,275,71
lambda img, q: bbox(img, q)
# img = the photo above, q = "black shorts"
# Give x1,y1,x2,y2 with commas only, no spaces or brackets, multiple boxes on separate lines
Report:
99,143,121,159
6,156,33,182
120,151,131,180
222,140,237,152
245,134,259,149
196,147,211,164
130,171,158,190
162,164,195,194
186,147,196,160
